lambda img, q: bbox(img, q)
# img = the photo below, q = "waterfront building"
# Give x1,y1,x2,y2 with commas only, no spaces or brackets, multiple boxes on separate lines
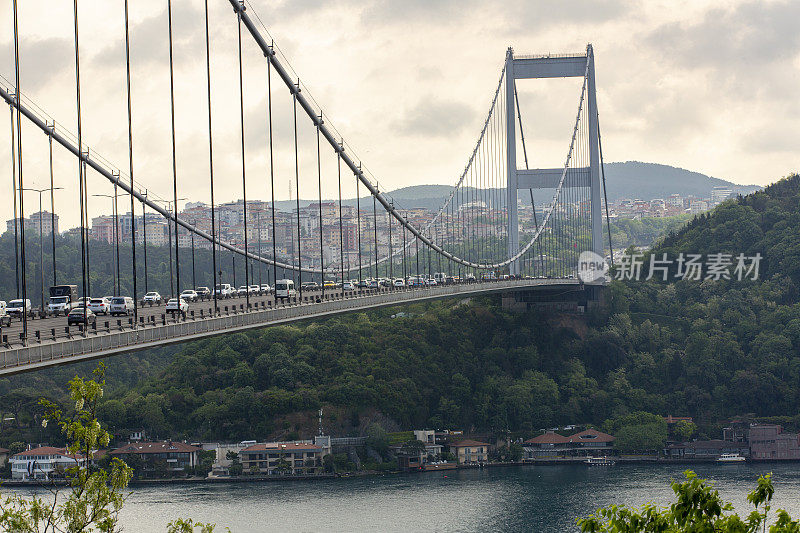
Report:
663,440,750,460
522,431,571,459
749,424,800,460
10,446,85,481
238,441,326,475
110,441,201,475
448,439,489,464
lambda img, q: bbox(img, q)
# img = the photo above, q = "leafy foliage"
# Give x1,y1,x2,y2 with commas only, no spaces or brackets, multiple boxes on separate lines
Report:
578,470,800,532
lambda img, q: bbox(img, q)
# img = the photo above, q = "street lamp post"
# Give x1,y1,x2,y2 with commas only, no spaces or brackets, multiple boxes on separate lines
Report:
22,186,62,315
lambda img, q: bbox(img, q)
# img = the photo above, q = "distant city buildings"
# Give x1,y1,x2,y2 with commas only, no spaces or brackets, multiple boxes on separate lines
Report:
5,211,59,236
2,183,748,271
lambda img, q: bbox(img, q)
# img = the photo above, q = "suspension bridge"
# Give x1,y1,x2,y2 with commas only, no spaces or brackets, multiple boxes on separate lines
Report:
0,0,612,376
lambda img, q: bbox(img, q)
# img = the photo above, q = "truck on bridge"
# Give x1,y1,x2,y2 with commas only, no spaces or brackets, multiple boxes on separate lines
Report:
47,285,79,316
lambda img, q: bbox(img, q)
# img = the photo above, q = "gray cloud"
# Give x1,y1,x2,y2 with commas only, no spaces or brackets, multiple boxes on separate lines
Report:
91,1,203,69
393,98,477,137
0,37,73,92
648,2,800,66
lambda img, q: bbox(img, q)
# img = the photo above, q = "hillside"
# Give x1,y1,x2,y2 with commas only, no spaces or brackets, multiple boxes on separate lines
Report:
2,174,798,448
602,161,759,201
273,161,760,212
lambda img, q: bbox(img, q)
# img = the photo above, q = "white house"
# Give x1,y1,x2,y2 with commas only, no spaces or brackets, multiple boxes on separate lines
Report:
11,446,86,481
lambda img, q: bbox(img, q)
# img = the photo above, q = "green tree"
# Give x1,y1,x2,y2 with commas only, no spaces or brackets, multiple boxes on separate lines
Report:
577,470,792,532
0,363,132,532
673,420,697,441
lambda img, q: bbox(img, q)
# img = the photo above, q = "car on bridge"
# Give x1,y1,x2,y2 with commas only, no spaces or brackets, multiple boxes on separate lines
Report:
465,273,476,283
248,285,260,295
407,276,423,287
393,278,405,287
7,299,31,318
109,297,135,316
342,281,355,291
196,287,211,299
259,284,271,294
301,281,320,291
67,307,96,326
166,298,188,316
88,298,110,316
215,284,234,298
323,281,336,289
425,278,438,286
0,301,11,327
180,290,199,302
275,279,297,300
143,292,162,305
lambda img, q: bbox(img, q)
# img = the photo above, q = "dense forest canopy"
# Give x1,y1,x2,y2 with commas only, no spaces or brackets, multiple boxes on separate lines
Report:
1,174,798,447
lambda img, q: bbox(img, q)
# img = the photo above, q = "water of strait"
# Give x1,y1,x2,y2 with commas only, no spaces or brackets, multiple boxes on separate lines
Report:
12,463,800,532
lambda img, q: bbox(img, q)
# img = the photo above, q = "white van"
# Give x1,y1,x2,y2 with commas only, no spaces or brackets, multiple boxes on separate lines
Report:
433,272,448,284
0,301,10,327
215,283,234,298
274,279,297,300
7,299,31,318
110,296,135,316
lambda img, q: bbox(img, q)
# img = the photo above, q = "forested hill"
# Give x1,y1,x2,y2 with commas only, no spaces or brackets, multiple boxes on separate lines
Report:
89,175,800,442
3,175,799,448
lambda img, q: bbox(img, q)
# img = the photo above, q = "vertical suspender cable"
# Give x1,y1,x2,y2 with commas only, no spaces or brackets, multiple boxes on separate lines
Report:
167,0,181,299
355,167,362,286
72,0,88,335
372,193,378,280
337,147,344,286
113,181,120,294
596,112,614,265
12,0,29,341
386,200,394,278
48,124,57,285
9,106,19,299
514,83,544,276
292,89,302,299
142,191,148,295
315,121,324,294
267,44,278,290
236,5,250,309
203,0,218,314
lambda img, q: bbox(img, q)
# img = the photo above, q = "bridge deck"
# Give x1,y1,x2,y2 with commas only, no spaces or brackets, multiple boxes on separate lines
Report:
0,279,583,376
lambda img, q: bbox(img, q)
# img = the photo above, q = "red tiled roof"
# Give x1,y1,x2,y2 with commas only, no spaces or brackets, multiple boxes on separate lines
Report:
240,442,323,453
450,439,490,448
11,446,84,460
568,429,615,443
110,441,201,455
525,432,570,445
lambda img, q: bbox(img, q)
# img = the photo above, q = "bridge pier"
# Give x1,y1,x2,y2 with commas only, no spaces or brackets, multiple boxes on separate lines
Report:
501,283,604,313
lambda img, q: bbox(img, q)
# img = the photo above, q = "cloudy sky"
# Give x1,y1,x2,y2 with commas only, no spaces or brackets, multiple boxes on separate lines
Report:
0,0,798,228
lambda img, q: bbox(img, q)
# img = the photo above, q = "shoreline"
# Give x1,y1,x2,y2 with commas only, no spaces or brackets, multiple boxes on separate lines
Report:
1,457,783,489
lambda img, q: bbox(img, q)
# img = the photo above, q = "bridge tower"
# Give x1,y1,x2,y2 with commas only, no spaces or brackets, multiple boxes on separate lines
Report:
505,45,602,276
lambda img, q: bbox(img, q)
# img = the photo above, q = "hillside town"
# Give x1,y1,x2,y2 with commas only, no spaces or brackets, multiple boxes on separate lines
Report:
5,185,740,274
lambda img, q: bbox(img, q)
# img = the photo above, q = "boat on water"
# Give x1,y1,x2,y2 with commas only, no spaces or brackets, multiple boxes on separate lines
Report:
717,453,746,462
584,456,616,466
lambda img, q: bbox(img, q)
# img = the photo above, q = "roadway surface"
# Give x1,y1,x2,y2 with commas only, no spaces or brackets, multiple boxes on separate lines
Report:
0,286,374,346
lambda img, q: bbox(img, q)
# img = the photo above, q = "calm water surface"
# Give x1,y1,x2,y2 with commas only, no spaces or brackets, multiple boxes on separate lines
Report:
14,463,800,532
